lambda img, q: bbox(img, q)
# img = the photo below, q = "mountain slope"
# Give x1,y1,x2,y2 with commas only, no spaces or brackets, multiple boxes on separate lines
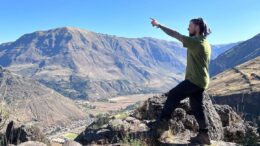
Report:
208,56,260,126
0,27,239,100
0,66,86,127
210,33,260,76
211,42,241,60
0,27,187,99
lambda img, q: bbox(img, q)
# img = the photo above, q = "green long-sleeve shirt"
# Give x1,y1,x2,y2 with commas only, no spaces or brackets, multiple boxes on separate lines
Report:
159,25,211,89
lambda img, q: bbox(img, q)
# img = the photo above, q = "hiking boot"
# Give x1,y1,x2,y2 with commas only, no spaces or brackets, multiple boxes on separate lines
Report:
148,119,169,139
189,131,211,145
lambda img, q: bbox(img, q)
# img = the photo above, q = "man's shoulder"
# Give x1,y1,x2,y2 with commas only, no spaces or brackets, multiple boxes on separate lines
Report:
202,38,211,46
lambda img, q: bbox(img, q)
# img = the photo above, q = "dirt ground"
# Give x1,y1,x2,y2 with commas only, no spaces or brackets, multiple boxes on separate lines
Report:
77,93,161,115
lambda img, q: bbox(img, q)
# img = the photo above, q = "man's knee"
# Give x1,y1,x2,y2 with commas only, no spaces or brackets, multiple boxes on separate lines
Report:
189,96,204,112
168,84,187,97
166,89,185,103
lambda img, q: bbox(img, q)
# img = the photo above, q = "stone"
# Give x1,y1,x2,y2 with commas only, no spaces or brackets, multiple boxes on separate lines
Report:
132,93,224,140
17,141,47,146
75,115,149,145
4,121,48,145
214,104,241,127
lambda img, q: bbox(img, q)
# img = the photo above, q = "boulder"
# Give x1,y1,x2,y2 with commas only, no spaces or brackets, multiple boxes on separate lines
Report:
4,121,48,145
214,105,259,145
75,114,149,145
132,93,224,140
214,104,242,127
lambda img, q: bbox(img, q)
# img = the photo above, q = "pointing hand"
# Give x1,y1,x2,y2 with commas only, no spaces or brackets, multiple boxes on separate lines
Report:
150,18,160,28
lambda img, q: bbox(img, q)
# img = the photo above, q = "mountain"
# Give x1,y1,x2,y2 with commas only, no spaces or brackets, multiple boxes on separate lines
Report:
0,66,86,127
0,27,239,100
208,56,260,127
210,33,260,76
0,27,187,99
211,42,241,60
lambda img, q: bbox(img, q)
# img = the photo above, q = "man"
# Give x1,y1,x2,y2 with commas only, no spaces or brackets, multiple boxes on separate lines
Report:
150,17,212,145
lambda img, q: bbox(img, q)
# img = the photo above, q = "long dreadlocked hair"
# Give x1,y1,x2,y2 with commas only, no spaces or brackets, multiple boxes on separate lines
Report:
190,17,211,37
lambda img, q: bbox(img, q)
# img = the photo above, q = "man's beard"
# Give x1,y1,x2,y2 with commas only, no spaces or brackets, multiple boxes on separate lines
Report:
189,32,196,37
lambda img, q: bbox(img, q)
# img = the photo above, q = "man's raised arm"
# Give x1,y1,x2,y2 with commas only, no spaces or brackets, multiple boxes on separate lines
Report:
158,24,184,43
151,18,184,43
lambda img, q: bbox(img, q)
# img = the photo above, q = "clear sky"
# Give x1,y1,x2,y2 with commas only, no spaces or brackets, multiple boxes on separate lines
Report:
0,0,259,44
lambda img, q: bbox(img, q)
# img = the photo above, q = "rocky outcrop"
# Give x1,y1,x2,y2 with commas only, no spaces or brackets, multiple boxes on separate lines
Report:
3,121,48,145
214,105,259,145
75,93,259,145
132,93,224,140
75,115,149,145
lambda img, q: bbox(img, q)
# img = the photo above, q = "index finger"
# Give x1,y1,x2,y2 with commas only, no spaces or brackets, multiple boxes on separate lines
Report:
150,17,155,21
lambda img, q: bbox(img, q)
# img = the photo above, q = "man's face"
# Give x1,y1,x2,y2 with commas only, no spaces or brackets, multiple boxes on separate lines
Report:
188,21,199,37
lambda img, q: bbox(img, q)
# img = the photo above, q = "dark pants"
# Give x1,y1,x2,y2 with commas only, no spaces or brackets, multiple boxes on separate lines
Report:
160,80,209,131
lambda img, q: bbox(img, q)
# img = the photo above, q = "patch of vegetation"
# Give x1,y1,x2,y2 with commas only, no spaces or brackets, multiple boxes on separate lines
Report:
123,101,142,111
108,100,117,103
0,103,9,145
82,104,96,109
0,103,9,130
117,134,148,146
113,112,128,119
63,133,78,140
91,113,111,129
97,98,109,102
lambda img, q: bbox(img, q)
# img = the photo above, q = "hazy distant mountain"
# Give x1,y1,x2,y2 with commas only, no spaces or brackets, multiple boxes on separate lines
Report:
0,67,86,127
0,27,188,99
210,33,260,76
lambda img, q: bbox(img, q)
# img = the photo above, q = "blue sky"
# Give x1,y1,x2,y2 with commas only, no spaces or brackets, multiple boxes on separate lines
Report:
0,0,259,44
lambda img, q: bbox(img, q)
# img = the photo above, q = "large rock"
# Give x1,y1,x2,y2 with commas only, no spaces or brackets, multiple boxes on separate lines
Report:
4,121,48,145
75,114,149,145
214,105,259,145
133,93,224,140
75,93,259,145
214,105,242,127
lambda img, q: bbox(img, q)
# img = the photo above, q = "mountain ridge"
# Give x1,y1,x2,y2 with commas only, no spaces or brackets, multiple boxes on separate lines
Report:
0,27,242,99
0,27,187,99
0,66,87,128
210,33,260,76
